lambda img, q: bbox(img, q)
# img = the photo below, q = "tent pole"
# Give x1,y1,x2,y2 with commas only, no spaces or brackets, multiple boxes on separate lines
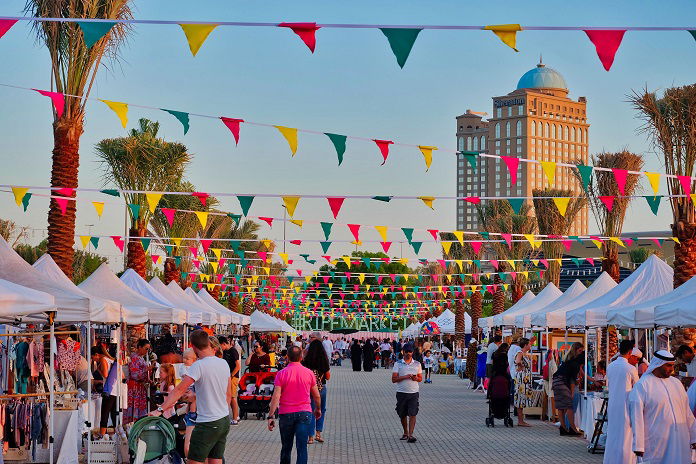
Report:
49,315,55,464
583,328,588,396
87,321,92,464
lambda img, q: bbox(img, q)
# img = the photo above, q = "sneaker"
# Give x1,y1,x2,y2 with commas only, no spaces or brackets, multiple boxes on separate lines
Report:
231,419,239,426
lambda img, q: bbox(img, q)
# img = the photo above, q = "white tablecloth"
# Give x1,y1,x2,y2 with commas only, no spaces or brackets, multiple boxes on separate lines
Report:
29,409,79,463
575,393,604,440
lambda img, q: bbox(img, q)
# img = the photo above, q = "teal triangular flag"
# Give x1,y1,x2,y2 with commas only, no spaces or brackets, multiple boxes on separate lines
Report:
401,228,414,243
175,256,181,267
162,109,190,134
374,261,383,270
100,189,120,197
78,21,116,48
237,196,254,216
227,213,241,225
320,241,332,253
128,203,141,219
229,241,240,253
372,196,393,202
140,238,151,252
89,237,99,249
645,195,662,216
568,235,581,243
379,28,422,68
21,193,32,212
571,257,581,267
460,151,478,172
480,231,490,240
411,241,423,254
508,198,524,214
473,259,481,268
577,164,594,190
320,222,333,240
325,133,347,165
689,30,696,42
362,257,371,268
164,244,173,256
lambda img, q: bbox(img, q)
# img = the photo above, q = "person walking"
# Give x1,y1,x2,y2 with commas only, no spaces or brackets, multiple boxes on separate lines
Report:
350,340,362,371
150,330,233,464
268,346,322,464
246,341,271,373
552,342,585,436
486,335,502,379
513,338,533,427
322,336,334,363
220,336,241,426
302,340,330,444
363,339,375,372
380,339,393,368
392,343,422,443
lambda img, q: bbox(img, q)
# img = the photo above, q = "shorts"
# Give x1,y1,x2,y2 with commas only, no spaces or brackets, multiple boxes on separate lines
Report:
188,415,230,462
230,376,239,398
184,411,197,427
395,392,419,418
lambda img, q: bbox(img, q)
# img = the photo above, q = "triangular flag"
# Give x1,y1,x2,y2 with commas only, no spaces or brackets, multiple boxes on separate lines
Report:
584,30,626,71
78,21,117,48
553,197,570,217
380,242,392,253
290,219,303,228
237,196,254,216
162,109,190,134
401,228,414,243
689,31,696,42
501,156,520,185
128,203,140,219
326,197,345,219
678,175,693,197
379,28,422,68
540,161,556,185
375,226,388,242
111,236,124,253
200,239,212,254
508,198,524,214
460,151,478,172
275,126,298,156
20,193,31,212
453,230,464,245
418,146,437,171
320,241,332,253
464,196,481,204
612,169,629,195
161,208,176,227
483,24,522,51
141,238,151,252
11,187,28,207
282,196,300,217
419,196,435,210
145,192,162,213
411,242,423,254
373,139,394,165
195,211,209,229
644,172,660,196
470,241,483,255
90,237,99,249
598,196,615,212
92,201,104,218
100,189,120,197
0,19,18,39
320,222,333,240
501,234,513,249
179,24,218,56
259,217,273,227
645,195,662,215
577,164,593,190
33,89,65,118
100,100,128,128
278,22,321,53
442,241,453,255
325,133,347,165
79,236,90,249
220,117,244,145
347,224,361,242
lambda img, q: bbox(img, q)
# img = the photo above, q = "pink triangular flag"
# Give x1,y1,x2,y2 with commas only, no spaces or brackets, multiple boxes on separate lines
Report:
322,256,331,263
586,258,595,266
427,229,439,241
218,258,226,267
151,255,160,264
380,241,392,253
161,208,176,227
322,276,330,284
470,241,483,255
259,217,274,227
377,276,384,285
290,240,302,245
501,233,512,249
490,259,499,270
562,240,572,252
257,251,268,261
111,236,124,253
677,175,693,197
437,259,446,268
584,30,626,71
191,192,209,206
624,238,634,247
650,238,662,248
611,169,629,195
220,117,244,145
464,196,481,204
296,270,303,276
389,274,396,282
54,197,68,214
500,156,520,185
326,197,345,219
200,239,212,253
598,196,615,212
188,246,198,256
0,19,18,39
347,224,361,241
192,260,200,268
278,22,321,53
539,259,549,269
509,272,517,281
372,139,394,165
33,89,65,118
55,187,75,196
345,272,352,280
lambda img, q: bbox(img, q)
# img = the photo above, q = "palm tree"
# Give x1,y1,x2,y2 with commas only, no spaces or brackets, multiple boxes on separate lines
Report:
532,189,587,286
25,0,133,277
579,151,644,281
96,118,191,278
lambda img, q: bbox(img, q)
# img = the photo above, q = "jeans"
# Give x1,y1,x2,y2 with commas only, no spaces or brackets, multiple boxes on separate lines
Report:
279,411,312,464
310,387,327,435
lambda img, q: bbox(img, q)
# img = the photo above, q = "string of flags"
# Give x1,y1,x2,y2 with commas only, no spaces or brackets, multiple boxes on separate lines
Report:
3,17,696,70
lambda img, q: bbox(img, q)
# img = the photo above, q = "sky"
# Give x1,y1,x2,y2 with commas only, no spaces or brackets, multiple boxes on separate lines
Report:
1,0,695,271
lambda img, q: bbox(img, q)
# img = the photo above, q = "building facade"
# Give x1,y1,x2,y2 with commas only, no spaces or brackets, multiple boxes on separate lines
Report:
456,61,589,235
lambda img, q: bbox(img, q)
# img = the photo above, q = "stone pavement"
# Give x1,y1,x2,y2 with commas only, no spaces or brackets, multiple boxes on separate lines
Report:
225,364,603,463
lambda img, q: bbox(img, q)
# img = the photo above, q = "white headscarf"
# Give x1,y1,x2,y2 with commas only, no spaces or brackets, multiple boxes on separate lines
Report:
644,350,675,376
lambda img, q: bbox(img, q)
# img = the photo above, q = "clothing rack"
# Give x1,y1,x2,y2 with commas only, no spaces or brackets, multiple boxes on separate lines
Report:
0,391,77,399
0,331,80,337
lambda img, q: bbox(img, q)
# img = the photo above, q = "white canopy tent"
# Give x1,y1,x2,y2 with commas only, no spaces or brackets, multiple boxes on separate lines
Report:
148,278,203,325
250,310,289,332
196,288,245,325
402,322,420,337
479,290,536,329
565,255,673,327
0,278,56,318
502,283,563,327
435,308,471,334
119,269,188,324
517,280,586,328
650,276,696,328
538,272,617,329
184,287,232,325
165,281,220,325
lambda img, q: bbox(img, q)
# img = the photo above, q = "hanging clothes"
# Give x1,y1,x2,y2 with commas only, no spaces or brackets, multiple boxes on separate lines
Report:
56,338,81,372
13,342,29,395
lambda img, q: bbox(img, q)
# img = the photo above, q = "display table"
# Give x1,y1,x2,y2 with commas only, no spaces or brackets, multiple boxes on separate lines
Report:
575,393,604,440
24,409,80,463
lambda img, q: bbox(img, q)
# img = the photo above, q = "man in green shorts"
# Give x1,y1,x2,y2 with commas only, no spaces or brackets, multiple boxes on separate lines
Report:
150,330,233,463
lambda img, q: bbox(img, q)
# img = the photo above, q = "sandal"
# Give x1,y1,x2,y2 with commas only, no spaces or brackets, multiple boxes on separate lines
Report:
308,437,314,444
400,434,409,440
407,436,417,443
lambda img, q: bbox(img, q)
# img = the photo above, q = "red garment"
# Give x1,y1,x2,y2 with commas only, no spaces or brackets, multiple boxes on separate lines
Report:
124,354,149,424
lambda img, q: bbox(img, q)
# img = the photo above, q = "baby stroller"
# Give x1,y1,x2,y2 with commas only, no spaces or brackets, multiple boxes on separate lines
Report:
238,370,276,420
485,373,514,428
128,416,181,463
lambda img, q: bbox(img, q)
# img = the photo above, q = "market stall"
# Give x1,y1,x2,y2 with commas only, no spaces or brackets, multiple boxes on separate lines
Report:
539,272,617,329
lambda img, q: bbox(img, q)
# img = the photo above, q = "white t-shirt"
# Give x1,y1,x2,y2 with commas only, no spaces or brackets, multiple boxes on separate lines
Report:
380,343,391,351
393,358,422,394
322,339,334,359
185,356,230,423
486,343,499,365
687,358,696,377
508,344,522,378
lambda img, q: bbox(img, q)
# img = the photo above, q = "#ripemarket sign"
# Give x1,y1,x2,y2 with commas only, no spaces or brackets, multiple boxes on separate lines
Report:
290,315,409,332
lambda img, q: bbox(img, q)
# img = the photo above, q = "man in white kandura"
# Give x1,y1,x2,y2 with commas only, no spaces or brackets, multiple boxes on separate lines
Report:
603,340,640,464
629,350,696,464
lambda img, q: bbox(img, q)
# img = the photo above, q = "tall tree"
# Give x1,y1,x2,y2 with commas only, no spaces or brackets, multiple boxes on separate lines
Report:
25,0,133,277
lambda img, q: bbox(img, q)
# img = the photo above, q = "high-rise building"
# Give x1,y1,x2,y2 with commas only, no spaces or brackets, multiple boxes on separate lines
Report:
456,61,589,235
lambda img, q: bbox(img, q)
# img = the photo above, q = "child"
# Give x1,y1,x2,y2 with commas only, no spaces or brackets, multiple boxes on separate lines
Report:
423,350,435,383
181,348,198,458
159,363,176,418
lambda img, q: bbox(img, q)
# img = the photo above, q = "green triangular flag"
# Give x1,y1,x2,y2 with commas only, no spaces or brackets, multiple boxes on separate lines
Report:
571,257,581,267
164,244,173,256
180,271,188,280
175,256,182,267
508,198,524,214
141,238,151,252
162,109,190,134
577,164,594,190
78,21,117,48
325,133,347,165
379,28,422,68
362,257,371,268
100,189,120,197
229,241,240,253
89,237,99,249
480,231,490,240
460,151,478,172
473,259,481,268
372,196,393,202
128,203,141,219
237,196,254,216
320,222,333,240
374,261,383,270
401,228,414,244
227,213,241,225
689,30,696,42
645,195,662,216
320,241,332,253
411,241,423,254
21,193,32,212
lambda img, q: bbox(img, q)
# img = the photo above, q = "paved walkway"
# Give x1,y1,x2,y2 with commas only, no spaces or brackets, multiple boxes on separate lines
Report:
225,364,603,463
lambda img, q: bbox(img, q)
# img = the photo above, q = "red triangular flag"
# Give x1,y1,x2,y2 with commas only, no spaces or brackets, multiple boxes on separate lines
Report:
611,169,628,195
56,187,75,196
161,208,176,227
677,175,693,197
326,197,345,219
111,236,124,253
220,117,244,145
151,255,160,264
380,241,392,253
427,229,439,241
290,240,302,245
259,217,274,227
347,224,361,241
278,22,321,53
598,195,615,212
33,89,65,118
257,251,268,261
464,196,481,204
191,192,209,206
372,139,394,165
0,19,18,39
584,30,626,71
501,233,512,249
500,156,520,185
200,239,212,253
470,241,483,255
54,197,68,215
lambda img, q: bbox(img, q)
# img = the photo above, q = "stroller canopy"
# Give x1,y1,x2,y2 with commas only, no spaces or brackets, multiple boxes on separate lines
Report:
128,416,177,462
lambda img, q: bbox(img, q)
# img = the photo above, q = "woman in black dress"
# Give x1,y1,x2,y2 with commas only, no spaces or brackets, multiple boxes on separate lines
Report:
350,340,362,371
362,339,375,372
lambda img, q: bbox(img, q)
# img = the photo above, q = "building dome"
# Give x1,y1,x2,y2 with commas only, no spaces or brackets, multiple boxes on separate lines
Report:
517,63,567,90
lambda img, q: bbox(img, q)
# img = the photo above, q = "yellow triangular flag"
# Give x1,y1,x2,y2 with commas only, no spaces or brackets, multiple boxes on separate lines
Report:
342,256,351,268
418,196,435,210
179,24,218,56
211,248,222,259
591,239,603,249
672,237,681,245
194,211,208,228
210,261,219,272
279,253,289,265
553,197,570,217
79,236,90,248
540,161,556,185
92,201,104,218
172,238,182,248
262,267,270,275
418,146,437,171
282,196,300,217
455,260,463,271
644,172,661,196
483,24,522,51
275,126,298,156
11,187,28,206
375,226,388,242
453,230,464,245
290,219,303,228
523,234,537,248
358,274,366,284
399,258,409,266
609,237,626,248
506,259,516,270
100,100,128,128
145,192,163,213
442,241,453,255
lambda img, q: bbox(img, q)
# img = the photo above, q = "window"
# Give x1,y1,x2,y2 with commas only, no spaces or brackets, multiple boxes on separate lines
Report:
496,108,502,118
495,123,500,138
466,137,472,151
564,126,569,140
544,123,549,138
458,137,464,150
551,124,556,139
531,122,536,136
508,107,512,117
518,104,524,115
516,120,522,136
506,122,511,137
473,137,479,151
480,136,486,150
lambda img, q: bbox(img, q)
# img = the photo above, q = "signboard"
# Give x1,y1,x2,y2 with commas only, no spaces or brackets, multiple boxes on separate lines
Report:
290,315,409,332
494,97,525,108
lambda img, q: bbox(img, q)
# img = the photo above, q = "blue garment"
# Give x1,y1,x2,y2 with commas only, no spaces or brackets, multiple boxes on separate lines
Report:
310,387,327,434
279,411,311,464
103,361,117,395
476,352,487,379
14,342,29,394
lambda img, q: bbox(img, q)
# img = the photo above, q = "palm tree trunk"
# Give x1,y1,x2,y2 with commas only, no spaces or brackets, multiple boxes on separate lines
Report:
163,257,179,284
242,297,254,316
466,291,482,382
546,261,561,287
492,273,505,315
454,299,465,346
210,285,220,300
228,295,240,313
600,327,619,361
127,223,147,278
603,243,621,282
47,118,83,278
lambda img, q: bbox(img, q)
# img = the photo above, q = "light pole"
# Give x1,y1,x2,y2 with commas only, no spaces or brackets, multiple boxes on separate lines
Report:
282,205,287,253
86,224,94,252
